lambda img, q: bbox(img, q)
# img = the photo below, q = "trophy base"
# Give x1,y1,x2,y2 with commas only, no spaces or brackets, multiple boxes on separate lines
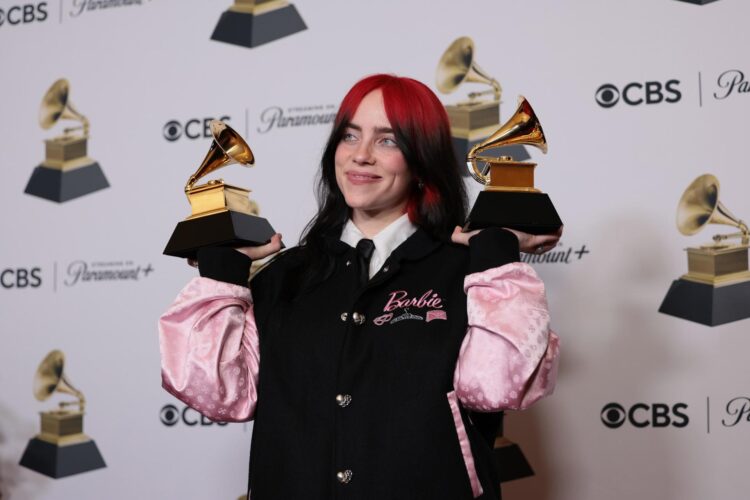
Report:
164,210,277,258
465,191,562,234
468,411,534,483
24,162,109,203
210,5,306,48
493,440,535,483
659,278,750,326
19,437,106,478
675,0,719,4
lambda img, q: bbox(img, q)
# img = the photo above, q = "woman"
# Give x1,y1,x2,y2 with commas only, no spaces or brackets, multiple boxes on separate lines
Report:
159,74,560,499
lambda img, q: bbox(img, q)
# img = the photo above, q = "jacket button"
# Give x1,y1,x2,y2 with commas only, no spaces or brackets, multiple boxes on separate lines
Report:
336,470,353,484
340,312,348,322
345,260,352,267
382,265,389,273
336,394,352,407
352,312,365,325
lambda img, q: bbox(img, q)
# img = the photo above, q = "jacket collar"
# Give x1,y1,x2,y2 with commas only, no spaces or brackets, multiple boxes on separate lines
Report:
322,226,443,262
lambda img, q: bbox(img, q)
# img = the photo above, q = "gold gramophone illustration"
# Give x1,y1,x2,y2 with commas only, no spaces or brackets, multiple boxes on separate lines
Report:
163,120,277,258
211,0,306,49
463,96,562,234
660,174,750,326
19,350,106,478
24,78,109,202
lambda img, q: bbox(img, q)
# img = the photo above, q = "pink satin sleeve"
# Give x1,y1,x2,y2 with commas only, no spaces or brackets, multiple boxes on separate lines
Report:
454,262,560,412
158,277,260,422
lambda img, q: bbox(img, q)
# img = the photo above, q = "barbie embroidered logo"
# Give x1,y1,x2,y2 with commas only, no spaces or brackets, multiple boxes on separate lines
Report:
383,290,443,312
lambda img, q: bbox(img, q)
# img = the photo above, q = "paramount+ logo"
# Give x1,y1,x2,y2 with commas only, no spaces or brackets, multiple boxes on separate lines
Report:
600,402,689,429
0,2,48,27
163,116,231,142
595,80,681,108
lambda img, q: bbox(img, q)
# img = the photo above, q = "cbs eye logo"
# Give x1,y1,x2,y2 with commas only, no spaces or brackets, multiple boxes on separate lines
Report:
160,404,228,427
600,403,627,428
162,116,231,142
595,80,681,108
601,402,689,429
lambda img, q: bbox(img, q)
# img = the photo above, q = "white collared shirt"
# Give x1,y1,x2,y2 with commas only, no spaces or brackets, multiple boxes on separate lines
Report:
340,213,418,278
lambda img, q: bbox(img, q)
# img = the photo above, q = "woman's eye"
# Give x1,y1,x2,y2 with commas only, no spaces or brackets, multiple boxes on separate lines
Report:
342,132,358,143
381,137,398,147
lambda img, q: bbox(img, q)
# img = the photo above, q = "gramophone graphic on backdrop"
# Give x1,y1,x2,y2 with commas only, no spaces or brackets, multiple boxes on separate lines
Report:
211,0,306,48
660,174,750,326
163,120,277,259
435,36,531,166
19,350,106,478
24,79,109,203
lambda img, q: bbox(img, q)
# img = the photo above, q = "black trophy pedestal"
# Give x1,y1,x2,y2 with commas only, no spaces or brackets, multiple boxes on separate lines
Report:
468,411,534,484
493,442,535,483
24,163,109,203
659,278,750,326
465,191,562,234
19,438,106,478
164,211,277,259
675,0,719,4
210,5,306,48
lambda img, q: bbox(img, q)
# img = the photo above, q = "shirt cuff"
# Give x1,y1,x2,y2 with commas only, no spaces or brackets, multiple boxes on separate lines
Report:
197,247,252,287
468,227,520,274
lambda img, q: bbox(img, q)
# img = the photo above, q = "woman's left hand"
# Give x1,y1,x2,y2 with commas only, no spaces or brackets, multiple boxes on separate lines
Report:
451,226,564,254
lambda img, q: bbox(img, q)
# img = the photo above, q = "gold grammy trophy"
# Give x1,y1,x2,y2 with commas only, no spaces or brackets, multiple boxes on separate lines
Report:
659,174,750,326
19,350,106,478
211,0,306,49
464,96,562,234
25,78,109,202
163,120,277,258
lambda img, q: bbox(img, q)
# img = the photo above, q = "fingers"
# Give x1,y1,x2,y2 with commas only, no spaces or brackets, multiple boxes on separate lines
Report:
234,233,284,261
451,226,481,246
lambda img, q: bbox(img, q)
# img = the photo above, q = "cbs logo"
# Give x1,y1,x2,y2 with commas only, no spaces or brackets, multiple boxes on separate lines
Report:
1,267,42,289
595,80,681,108
162,116,231,142
160,404,228,427
0,3,48,27
601,402,689,429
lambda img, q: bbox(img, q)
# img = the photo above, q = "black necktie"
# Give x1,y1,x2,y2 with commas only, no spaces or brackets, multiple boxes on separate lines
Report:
355,239,375,287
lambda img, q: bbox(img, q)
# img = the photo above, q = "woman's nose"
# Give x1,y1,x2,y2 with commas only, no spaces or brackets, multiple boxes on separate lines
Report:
353,139,374,165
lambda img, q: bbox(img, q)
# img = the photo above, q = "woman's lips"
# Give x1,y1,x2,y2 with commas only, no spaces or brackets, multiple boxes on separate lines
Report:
346,171,381,185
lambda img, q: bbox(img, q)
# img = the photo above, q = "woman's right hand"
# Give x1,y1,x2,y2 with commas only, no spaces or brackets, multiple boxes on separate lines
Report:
234,233,284,261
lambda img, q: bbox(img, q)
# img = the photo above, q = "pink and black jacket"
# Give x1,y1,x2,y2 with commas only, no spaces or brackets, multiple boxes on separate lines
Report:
159,227,559,500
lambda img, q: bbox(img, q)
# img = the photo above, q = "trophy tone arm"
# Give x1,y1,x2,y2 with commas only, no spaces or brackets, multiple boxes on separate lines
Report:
466,142,491,185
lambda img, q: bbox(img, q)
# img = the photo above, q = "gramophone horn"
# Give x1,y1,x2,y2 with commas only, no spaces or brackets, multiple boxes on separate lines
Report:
466,96,547,184
436,36,500,99
676,174,747,236
185,120,254,192
39,78,89,135
33,350,86,411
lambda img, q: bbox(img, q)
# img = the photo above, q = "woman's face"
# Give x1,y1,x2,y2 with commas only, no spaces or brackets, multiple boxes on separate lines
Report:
334,89,413,223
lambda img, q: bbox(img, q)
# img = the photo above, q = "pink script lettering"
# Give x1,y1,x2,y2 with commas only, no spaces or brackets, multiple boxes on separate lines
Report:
384,290,444,312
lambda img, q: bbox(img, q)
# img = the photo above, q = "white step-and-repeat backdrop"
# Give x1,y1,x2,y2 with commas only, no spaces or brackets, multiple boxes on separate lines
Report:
1,0,749,498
